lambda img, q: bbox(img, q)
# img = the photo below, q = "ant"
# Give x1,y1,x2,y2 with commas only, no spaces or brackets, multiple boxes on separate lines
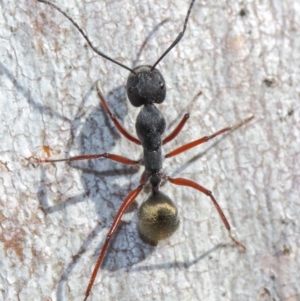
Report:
36,0,254,300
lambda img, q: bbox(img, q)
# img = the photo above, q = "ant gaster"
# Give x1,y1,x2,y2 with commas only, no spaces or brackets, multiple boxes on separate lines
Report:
36,0,254,300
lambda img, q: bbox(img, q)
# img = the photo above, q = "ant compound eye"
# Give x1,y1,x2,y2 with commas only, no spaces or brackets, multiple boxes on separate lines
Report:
128,87,134,93
159,82,164,89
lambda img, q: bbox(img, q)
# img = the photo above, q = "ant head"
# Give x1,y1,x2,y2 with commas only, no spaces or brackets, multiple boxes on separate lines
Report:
126,65,166,107
38,0,195,107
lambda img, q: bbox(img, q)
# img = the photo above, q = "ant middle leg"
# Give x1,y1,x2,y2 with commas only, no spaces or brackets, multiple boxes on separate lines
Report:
165,176,246,250
34,153,140,165
165,115,254,158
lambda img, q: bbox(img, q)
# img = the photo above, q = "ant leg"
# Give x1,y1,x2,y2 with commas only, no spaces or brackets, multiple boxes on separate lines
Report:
163,113,190,145
84,178,147,301
97,81,141,145
35,153,140,165
163,91,202,145
165,176,246,250
165,115,254,158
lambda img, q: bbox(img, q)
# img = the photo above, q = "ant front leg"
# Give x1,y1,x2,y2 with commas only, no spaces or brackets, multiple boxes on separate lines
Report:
163,113,190,144
96,81,141,145
163,91,202,145
165,115,254,158
165,176,246,250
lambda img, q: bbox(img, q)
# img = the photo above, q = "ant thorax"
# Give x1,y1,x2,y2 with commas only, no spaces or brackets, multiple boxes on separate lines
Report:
136,104,166,174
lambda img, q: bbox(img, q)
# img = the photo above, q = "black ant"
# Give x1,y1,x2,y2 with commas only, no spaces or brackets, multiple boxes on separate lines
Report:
35,0,254,300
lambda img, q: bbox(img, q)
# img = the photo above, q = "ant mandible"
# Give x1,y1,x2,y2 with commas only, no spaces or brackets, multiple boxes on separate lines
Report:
36,0,253,300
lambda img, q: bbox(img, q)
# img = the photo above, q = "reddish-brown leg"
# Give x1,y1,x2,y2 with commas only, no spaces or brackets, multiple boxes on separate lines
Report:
165,115,254,158
35,153,140,165
97,81,141,145
83,181,146,301
165,176,246,250
163,113,190,145
163,90,202,145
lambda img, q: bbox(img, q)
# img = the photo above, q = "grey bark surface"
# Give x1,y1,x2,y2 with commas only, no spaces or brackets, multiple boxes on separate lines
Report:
0,0,299,301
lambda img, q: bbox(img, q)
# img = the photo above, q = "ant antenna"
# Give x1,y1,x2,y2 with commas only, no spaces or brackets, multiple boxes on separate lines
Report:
151,0,196,71
37,0,137,75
